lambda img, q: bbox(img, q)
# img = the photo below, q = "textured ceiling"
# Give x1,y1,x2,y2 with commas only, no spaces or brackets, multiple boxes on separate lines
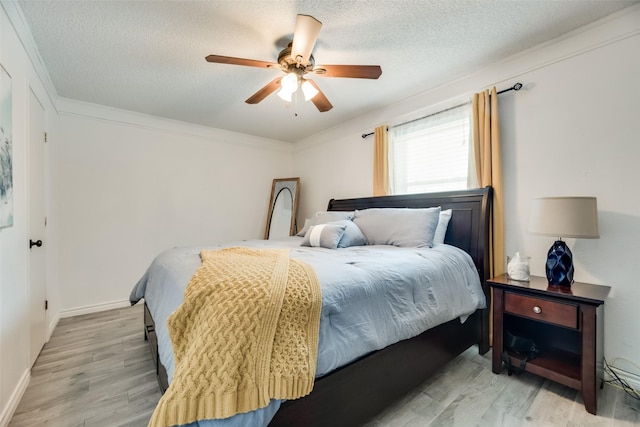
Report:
17,1,636,142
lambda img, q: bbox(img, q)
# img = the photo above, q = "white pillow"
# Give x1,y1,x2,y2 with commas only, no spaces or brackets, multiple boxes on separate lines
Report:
353,207,441,248
296,218,311,237
433,209,452,245
310,211,354,226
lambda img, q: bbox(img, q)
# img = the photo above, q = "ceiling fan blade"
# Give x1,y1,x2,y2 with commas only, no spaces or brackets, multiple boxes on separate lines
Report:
315,65,382,79
291,15,322,66
206,54,278,69
306,79,333,112
245,77,282,104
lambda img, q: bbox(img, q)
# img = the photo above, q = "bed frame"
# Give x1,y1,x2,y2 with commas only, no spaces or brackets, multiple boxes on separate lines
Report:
144,186,492,426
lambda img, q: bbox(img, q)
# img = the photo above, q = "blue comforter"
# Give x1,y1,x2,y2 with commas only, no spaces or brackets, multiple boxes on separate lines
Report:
130,237,486,426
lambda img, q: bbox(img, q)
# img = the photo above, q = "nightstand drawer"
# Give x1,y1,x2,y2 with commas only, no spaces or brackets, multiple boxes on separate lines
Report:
504,292,578,329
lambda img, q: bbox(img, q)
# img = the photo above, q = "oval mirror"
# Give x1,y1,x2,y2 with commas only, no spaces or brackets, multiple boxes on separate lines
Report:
265,178,300,239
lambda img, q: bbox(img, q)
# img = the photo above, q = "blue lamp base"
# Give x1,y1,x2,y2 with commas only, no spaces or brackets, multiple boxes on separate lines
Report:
546,240,574,286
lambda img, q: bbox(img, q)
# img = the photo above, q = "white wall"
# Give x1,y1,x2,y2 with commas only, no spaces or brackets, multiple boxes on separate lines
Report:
293,7,640,381
0,3,57,425
0,3,294,424
501,31,640,369
2,2,639,424
50,105,293,315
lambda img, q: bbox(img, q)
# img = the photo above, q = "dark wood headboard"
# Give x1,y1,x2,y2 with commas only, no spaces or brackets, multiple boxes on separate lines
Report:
327,186,492,284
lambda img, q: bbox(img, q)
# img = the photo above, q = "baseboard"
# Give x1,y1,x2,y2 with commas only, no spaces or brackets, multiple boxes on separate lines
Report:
47,311,60,342
606,365,640,392
0,369,30,427
596,361,604,381
59,299,131,319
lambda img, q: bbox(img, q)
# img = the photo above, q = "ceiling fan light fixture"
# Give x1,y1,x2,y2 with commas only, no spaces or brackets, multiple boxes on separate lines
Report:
207,14,378,113
301,80,319,101
277,87,293,102
281,72,299,92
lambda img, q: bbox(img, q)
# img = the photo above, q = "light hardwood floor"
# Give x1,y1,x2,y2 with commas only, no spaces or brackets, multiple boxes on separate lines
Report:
9,304,640,426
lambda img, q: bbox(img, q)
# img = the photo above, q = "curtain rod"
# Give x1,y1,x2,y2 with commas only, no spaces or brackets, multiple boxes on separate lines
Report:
361,82,523,139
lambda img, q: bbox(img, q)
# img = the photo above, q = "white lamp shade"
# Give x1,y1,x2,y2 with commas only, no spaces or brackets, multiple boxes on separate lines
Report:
280,73,298,92
528,197,599,239
301,80,318,101
277,87,293,102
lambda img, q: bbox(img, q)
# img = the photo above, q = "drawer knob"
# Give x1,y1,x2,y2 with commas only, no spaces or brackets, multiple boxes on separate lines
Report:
533,306,542,314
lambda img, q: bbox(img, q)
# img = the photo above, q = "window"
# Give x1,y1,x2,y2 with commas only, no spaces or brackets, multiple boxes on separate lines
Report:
389,104,473,195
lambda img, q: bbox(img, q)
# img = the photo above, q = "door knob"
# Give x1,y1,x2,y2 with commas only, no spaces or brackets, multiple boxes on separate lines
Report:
29,239,43,249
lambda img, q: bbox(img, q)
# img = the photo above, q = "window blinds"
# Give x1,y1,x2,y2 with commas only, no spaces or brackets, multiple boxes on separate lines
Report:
389,104,471,195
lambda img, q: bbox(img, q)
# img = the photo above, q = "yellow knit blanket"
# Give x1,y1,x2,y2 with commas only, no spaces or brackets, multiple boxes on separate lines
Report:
148,247,322,427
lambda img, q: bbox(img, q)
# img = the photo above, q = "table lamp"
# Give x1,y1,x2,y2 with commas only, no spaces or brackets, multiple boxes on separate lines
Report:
528,197,599,287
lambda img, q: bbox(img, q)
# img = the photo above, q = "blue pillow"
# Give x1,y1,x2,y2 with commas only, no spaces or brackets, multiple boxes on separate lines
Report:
353,207,441,248
327,220,368,248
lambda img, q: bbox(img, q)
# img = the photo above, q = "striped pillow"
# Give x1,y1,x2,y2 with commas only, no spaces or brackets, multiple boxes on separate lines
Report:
301,223,347,249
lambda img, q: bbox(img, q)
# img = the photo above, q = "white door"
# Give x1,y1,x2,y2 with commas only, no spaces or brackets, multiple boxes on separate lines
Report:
28,88,46,366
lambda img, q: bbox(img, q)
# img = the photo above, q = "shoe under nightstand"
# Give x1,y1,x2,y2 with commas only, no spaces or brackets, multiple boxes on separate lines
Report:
488,274,610,414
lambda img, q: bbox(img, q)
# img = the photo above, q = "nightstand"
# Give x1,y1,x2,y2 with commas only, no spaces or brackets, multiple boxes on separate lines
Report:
488,274,610,414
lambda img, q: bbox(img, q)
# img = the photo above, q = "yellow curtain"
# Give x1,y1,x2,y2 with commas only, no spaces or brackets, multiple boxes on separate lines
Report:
472,87,504,279
473,87,504,348
373,125,389,196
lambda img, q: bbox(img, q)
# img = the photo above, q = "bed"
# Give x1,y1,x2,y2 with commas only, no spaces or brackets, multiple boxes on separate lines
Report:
130,186,492,427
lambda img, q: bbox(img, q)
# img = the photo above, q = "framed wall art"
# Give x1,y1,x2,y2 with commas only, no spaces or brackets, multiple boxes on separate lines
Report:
0,64,12,229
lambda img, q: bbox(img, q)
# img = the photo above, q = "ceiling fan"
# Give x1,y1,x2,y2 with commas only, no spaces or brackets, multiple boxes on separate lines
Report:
205,14,382,112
